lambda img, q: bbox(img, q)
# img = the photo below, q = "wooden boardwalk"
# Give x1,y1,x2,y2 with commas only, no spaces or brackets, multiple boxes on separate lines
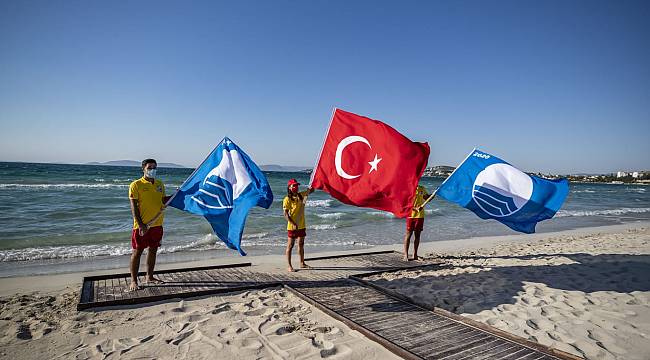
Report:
78,250,429,309
77,251,578,359
287,279,572,360
77,262,279,310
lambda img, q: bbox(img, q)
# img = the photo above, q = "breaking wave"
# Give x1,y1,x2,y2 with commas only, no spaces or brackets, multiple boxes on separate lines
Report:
556,207,650,217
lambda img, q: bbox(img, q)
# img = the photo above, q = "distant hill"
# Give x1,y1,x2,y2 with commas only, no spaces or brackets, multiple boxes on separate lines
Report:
260,164,311,172
85,160,187,168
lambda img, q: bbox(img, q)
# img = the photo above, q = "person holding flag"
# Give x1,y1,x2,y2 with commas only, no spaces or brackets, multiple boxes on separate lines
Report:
128,159,171,291
403,184,433,261
283,179,315,272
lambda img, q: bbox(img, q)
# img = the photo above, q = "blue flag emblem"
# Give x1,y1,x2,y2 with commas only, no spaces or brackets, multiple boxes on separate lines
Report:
168,137,273,255
437,149,569,233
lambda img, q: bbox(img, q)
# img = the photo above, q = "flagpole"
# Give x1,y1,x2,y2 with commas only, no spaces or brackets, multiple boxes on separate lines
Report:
308,107,337,187
418,147,476,211
438,147,477,188
145,137,228,227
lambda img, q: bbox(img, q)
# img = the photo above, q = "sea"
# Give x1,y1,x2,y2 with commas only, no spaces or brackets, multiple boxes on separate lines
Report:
1,162,649,278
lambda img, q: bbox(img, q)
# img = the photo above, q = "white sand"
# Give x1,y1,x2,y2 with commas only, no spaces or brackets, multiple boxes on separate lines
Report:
1,222,649,359
0,287,401,359
367,224,650,360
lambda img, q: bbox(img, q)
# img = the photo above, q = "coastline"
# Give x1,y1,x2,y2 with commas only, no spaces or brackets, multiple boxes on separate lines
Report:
1,221,647,297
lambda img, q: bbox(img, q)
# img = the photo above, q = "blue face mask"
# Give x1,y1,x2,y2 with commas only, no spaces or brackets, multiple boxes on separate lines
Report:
145,168,157,179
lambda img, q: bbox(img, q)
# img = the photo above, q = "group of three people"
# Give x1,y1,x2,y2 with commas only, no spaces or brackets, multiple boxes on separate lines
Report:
127,159,433,290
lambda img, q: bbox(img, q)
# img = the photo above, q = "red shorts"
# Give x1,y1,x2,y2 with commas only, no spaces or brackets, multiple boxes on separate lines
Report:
131,226,163,249
287,228,306,238
406,218,424,232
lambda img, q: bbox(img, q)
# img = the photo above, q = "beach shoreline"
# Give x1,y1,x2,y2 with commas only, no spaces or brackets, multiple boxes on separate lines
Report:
0,221,647,297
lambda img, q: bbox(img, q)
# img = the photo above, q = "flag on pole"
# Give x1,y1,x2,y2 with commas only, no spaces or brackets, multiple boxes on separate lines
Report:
436,149,569,233
168,137,273,255
310,108,430,217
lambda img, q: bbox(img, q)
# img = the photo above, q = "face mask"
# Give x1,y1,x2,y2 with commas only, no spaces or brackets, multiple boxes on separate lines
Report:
289,186,299,194
145,168,157,179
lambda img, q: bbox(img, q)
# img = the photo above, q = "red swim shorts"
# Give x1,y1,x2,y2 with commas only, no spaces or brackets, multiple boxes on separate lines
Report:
287,228,307,238
406,218,424,232
131,226,163,249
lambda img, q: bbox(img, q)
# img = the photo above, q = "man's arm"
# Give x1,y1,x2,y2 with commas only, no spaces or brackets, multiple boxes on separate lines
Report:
130,198,148,234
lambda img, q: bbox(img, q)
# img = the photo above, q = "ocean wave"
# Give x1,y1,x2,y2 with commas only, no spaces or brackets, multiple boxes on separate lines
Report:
367,211,396,218
242,232,269,239
0,183,129,189
556,207,650,217
306,199,333,207
0,234,226,261
571,189,596,193
316,212,346,219
309,224,337,230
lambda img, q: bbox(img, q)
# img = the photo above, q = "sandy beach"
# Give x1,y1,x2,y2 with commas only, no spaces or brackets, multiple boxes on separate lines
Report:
368,223,650,360
1,222,649,359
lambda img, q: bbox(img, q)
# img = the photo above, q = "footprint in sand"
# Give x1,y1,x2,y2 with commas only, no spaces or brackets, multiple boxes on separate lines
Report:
243,308,275,317
274,324,296,335
211,304,231,314
311,338,336,357
14,323,32,340
313,326,340,335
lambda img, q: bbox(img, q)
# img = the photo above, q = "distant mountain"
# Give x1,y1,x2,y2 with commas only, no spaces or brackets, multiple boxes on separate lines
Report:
85,160,187,168
260,164,311,172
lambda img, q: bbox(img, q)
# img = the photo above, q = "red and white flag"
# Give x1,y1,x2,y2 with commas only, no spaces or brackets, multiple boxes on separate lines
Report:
310,108,430,218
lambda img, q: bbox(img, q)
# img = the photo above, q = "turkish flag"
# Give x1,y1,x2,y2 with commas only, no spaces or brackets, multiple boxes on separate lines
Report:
310,109,430,218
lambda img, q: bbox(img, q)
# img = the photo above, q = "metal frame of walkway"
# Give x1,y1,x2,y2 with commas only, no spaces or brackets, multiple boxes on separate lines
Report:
77,250,581,360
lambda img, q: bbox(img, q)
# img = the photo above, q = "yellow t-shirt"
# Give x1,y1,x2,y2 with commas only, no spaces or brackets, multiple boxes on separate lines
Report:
409,185,429,219
129,177,165,229
283,190,310,230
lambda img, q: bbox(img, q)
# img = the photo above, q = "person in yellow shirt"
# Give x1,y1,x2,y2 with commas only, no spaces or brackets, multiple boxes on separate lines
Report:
128,159,171,291
283,178,315,272
404,184,433,261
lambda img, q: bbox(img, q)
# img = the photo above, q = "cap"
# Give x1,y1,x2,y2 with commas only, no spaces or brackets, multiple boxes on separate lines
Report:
287,179,300,186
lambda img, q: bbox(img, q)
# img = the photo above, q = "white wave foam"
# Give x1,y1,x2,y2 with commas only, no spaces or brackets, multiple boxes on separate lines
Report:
242,232,269,239
0,183,129,189
306,199,334,207
367,211,396,218
572,189,596,193
556,207,650,217
316,212,346,219
0,234,226,261
309,224,337,230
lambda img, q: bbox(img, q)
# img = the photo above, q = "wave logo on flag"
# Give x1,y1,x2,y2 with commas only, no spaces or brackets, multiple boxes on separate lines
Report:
168,137,273,255
472,162,533,217
437,149,569,233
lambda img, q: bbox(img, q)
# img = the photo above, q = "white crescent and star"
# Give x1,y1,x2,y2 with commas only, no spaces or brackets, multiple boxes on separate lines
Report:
335,135,382,179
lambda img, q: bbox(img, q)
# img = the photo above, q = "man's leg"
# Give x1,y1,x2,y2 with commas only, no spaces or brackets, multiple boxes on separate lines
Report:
403,230,413,261
129,248,145,291
146,247,163,283
298,237,309,268
413,230,422,260
286,237,296,272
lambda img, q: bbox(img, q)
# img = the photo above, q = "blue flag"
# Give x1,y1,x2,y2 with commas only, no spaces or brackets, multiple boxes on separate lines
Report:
437,149,569,233
168,137,273,255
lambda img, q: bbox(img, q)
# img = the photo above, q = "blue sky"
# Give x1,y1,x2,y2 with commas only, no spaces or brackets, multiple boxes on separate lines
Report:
1,0,648,174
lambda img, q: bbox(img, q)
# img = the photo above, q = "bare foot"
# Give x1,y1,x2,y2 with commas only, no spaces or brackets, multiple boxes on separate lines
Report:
146,277,164,284
403,256,409,261
128,281,141,292
300,263,311,269
287,266,295,272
